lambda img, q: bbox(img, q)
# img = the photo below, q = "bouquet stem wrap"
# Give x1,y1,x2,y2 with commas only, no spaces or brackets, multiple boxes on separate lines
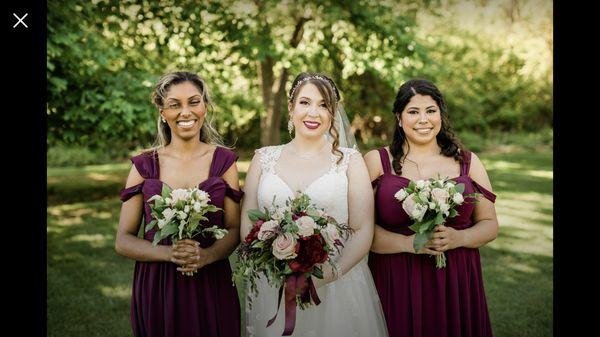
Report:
267,274,321,336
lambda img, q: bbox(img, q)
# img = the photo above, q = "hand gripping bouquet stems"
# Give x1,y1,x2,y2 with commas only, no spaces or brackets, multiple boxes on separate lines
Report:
234,193,353,336
395,178,480,268
146,184,227,275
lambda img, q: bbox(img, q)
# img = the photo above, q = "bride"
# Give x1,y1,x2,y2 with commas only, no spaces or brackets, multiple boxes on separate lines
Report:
240,72,388,337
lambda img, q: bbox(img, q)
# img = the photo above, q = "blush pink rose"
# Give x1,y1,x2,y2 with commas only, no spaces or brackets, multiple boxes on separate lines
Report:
431,188,450,205
296,216,317,237
258,220,279,241
272,233,298,260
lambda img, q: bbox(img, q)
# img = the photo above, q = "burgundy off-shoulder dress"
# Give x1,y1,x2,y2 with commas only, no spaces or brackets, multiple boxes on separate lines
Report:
120,147,243,337
369,148,496,337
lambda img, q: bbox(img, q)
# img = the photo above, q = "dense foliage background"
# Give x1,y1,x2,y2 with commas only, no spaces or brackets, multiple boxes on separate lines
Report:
47,0,552,163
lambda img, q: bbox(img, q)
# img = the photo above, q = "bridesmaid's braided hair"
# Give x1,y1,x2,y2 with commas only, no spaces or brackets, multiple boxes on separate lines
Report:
390,79,463,175
288,72,343,164
150,71,226,149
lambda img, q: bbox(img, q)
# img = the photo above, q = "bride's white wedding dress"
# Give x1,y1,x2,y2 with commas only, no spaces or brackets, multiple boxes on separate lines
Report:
244,145,388,337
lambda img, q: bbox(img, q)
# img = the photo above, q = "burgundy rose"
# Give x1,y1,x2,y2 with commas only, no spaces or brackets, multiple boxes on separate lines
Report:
289,235,328,273
245,220,264,243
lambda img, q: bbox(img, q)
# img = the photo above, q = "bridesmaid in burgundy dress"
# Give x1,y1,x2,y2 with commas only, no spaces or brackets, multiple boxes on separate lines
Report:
365,79,499,337
115,72,243,337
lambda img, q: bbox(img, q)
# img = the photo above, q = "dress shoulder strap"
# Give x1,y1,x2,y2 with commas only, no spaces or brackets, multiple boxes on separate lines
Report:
332,146,360,174
460,150,472,176
131,151,159,179
377,148,392,174
255,145,283,174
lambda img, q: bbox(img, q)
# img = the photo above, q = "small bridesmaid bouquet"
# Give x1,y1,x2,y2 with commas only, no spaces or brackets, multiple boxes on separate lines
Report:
234,193,352,336
146,185,226,275
395,178,479,268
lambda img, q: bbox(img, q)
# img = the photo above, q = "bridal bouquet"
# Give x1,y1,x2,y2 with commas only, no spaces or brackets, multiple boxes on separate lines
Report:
395,178,479,268
234,192,352,336
146,185,227,275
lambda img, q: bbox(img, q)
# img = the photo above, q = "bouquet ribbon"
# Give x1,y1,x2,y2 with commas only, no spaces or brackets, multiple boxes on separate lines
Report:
267,273,321,336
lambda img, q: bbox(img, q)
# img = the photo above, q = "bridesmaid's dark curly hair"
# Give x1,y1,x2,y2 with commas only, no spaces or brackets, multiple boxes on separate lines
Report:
390,78,464,175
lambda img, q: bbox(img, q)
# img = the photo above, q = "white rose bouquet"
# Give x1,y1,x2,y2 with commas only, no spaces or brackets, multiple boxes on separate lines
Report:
395,178,479,268
146,185,227,274
233,193,352,336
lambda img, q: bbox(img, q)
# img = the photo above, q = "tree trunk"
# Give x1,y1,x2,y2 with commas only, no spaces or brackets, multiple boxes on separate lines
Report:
259,17,309,146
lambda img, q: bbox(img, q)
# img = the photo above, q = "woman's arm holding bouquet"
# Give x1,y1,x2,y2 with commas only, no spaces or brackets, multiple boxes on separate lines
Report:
373,225,442,255
179,162,243,273
115,165,194,267
364,150,439,255
432,153,499,252
315,154,374,287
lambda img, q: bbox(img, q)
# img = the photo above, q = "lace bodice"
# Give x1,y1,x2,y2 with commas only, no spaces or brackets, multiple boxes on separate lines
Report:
245,145,389,337
256,145,358,226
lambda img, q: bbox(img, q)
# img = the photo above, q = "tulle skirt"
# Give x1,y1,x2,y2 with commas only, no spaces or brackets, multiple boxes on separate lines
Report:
244,258,389,337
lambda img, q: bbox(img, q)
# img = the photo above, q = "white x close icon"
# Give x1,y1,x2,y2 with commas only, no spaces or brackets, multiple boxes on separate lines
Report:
13,13,29,28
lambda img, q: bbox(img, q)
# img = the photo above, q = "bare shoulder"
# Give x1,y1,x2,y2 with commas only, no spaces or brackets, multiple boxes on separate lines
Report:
364,149,382,168
468,151,493,190
125,164,144,188
363,148,383,180
468,151,486,174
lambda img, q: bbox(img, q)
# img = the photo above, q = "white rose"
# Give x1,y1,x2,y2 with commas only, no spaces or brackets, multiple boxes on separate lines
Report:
184,205,190,213
272,233,297,260
193,202,202,213
171,189,191,203
195,190,209,202
320,223,340,246
431,188,450,206
428,202,437,210
440,203,450,217
446,181,456,189
296,216,317,237
452,193,464,205
394,189,408,201
162,208,176,223
412,203,428,222
402,194,418,218
416,180,426,189
258,220,279,241
418,190,430,202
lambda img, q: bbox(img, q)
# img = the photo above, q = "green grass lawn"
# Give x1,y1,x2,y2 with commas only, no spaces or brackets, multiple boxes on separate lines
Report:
47,149,552,337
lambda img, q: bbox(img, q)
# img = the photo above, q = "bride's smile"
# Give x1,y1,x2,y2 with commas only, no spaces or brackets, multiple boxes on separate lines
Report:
289,82,332,138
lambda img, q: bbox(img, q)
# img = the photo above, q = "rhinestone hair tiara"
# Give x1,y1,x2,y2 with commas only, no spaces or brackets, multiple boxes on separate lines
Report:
289,75,340,102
